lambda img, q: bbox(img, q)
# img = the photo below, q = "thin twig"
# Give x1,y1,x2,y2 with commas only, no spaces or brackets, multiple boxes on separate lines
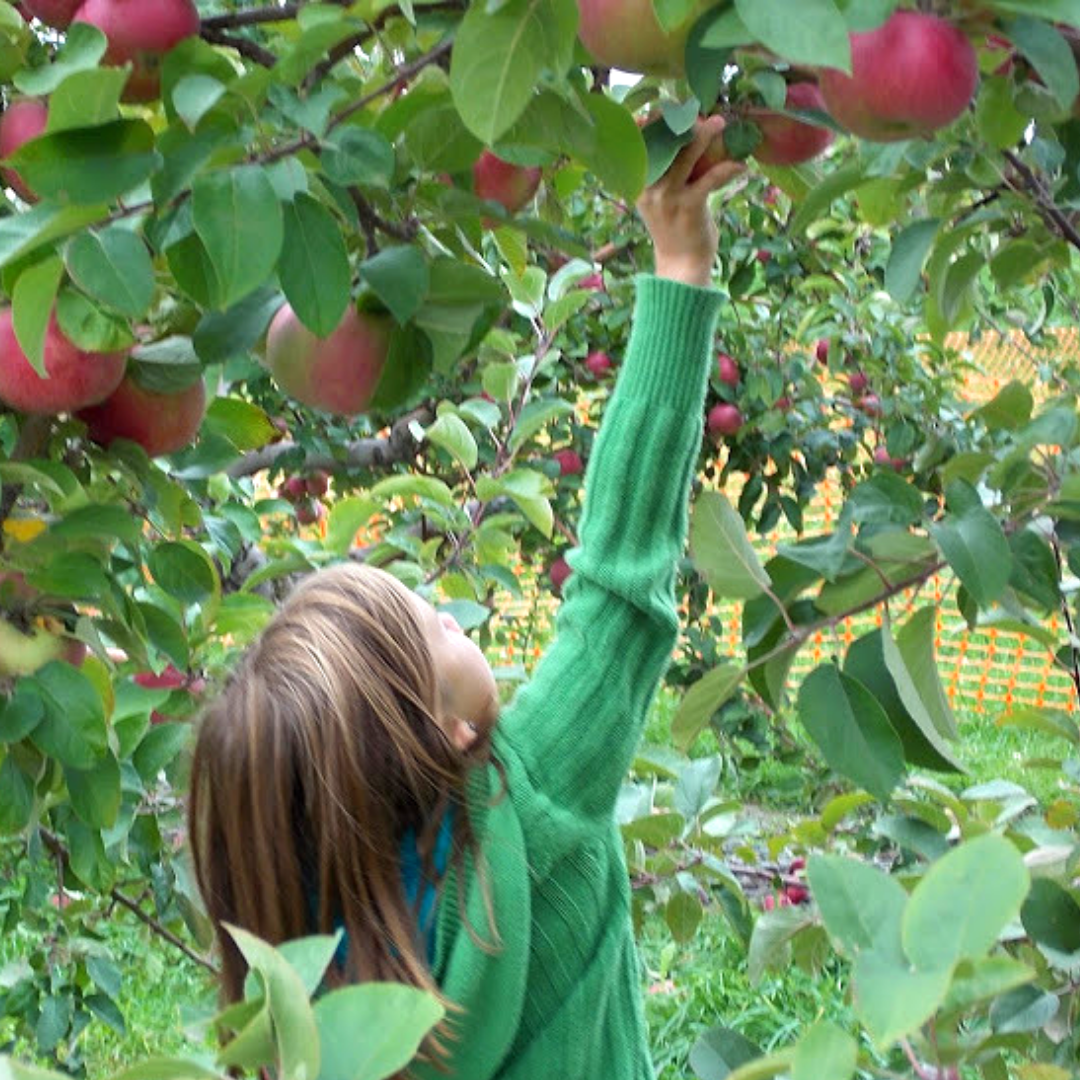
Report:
1002,149,1080,251
199,26,278,68
37,827,219,975
201,4,302,29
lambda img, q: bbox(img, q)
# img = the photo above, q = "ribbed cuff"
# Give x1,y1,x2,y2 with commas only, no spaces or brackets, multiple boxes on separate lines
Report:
615,274,724,412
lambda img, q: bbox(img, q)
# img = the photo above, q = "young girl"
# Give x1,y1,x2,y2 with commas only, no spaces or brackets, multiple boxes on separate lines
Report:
188,117,743,1080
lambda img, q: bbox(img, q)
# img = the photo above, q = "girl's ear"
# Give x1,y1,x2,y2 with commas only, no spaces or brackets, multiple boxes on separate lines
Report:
449,718,479,752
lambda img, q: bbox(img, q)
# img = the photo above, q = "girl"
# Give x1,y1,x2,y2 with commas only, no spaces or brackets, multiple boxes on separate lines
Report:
189,116,743,1080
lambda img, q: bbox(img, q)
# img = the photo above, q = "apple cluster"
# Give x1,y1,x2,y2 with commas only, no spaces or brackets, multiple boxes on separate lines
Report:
278,469,332,527
581,6,981,161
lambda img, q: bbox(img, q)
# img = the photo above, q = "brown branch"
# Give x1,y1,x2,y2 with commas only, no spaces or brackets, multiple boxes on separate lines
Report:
201,4,302,29
1002,149,1080,252
349,187,418,245
37,827,218,976
199,26,278,68
0,413,53,552
227,408,430,478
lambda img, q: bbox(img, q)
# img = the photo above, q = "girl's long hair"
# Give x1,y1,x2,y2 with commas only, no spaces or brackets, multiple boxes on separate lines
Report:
188,563,499,1064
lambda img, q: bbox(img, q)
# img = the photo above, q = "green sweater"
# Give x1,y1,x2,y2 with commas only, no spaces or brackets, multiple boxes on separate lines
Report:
420,275,723,1080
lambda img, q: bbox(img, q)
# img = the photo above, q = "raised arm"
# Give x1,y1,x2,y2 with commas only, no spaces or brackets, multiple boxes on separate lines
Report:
498,120,743,823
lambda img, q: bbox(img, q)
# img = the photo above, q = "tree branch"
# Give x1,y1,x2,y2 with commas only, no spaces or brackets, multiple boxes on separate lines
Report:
37,827,218,976
201,4,302,29
227,408,430,479
1002,149,1080,251
199,26,278,68
349,187,418,245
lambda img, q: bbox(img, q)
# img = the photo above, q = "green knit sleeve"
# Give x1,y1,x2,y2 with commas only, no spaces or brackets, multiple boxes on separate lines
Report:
499,274,723,822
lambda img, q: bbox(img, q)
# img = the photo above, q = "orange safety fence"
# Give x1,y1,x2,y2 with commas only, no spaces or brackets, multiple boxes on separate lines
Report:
487,328,1080,716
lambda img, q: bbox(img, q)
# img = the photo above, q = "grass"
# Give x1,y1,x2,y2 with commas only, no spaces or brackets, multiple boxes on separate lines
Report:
3,678,1073,1078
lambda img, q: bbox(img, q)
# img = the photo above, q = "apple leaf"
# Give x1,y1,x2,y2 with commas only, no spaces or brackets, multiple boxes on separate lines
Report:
690,491,772,600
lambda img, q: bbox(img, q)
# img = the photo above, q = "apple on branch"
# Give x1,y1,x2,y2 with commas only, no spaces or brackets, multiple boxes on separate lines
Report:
77,370,208,457
263,302,392,417
0,97,48,203
819,11,978,142
71,0,201,102
0,309,127,415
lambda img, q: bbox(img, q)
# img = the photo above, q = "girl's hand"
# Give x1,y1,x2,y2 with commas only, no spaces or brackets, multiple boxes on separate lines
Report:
636,116,745,288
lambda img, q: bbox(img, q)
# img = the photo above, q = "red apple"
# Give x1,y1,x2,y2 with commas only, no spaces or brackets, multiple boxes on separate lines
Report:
549,555,572,594
848,371,869,395
784,884,809,904
751,82,834,166
554,449,583,477
578,272,606,292
22,0,81,27
296,499,325,526
756,249,772,265
71,0,201,103
687,119,733,183
0,310,126,415
585,351,613,378
717,353,739,386
575,0,710,75
279,475,307,503
857,393,882,417
776,395,792,412
707,403,743,438
306,469,331,498
0,98,48,203
819,11,978,141
264,303,391,416
77,372,207,456
134,665,186,690
762,185,780,206
815,339,830,365
789,857,806,872
472,150,541,215
873,446,894,468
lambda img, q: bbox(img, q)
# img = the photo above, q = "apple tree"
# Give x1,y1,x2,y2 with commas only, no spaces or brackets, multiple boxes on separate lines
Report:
1,0,1080,1077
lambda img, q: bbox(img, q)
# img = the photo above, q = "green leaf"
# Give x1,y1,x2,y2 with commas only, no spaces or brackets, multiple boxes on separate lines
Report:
990,985,1060,1034
148,541,220,606
930,483,1012,608
56,287,135,353
797,665,905,801
666,890,703,944
314,983,444,1080
973,379,1034,431
884,218,939,305
508,398,574,451
14,22,107,96
12,255,64,378
790,162,865,234
449,0,579,143
192,166,284,309
193,288,281,366
790,1022,856,1080
672,663,746,751
359,246,430,327
322,126,395,189
66,227,154,318
29,661,109,769
109,1057,227,1080
371,474,456,509
425,413,478,470
0,202,108,273
64,753,121,828
885,607,959,741
579,92,648,203
689,1026,762,1080
941,957,1036,1015
11,119,160,205
0,755,34,834
1007,16,1080,111
0,682,45,743
280,194,350,337
46,67,127,132
734,0,850,69
807,854,907,962
1021,878,1080,954
133,722,191,781
902,835,1029,972
225,927,320,1080
747,907,812,986
976,75,1029,150
852,952,951,1048
323,496,377,556
690,491,772,600
203,398,278,452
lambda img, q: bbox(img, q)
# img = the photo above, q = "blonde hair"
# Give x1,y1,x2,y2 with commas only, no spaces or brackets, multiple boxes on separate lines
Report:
188,563,499,1065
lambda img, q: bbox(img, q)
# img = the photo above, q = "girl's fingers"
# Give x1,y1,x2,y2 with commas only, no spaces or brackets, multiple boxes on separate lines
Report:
687,159,747,199
664,116,727,188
